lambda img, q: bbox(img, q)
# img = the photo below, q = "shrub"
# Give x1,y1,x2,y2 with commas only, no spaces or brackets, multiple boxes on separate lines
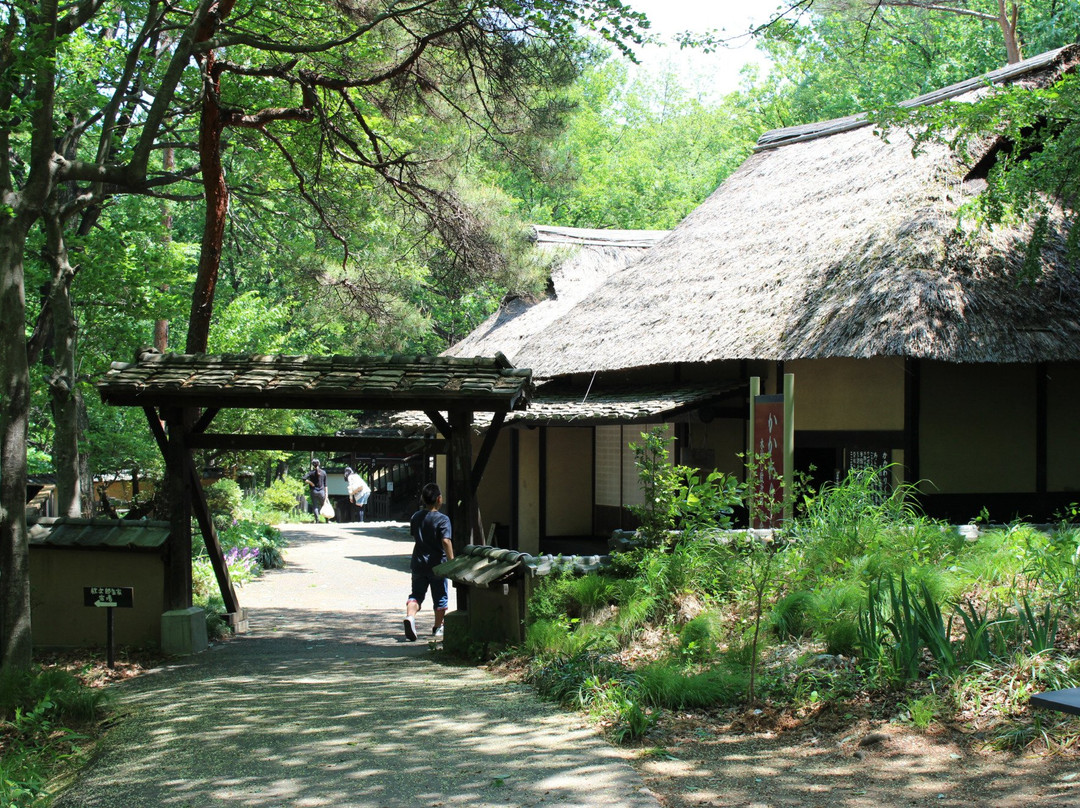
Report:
527,572,576,625
261,476,306,515
678,612,723,664
219,520,286,570
566,574,617,620
0,667,112,807
823,618,859,656
770,590,819,640
628,427,745,545
204,478,244,522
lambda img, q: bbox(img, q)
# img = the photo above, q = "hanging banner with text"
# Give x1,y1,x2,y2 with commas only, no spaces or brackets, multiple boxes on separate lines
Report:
751,394,785,528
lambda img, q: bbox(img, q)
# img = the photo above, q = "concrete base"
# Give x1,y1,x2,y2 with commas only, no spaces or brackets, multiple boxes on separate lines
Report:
441,609,470,656
226,607,249,634
161,607,208,655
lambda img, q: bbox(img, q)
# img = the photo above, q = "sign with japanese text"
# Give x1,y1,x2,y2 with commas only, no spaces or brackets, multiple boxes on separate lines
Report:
752,395,785,529
84,586,134,608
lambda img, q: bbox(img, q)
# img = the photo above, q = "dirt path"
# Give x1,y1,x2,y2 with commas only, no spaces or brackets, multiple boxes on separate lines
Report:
52,522,660,808
616,707,1080,807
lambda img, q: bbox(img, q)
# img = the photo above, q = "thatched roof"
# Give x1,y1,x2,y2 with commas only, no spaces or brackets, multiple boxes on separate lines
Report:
509,46,1080,379
443,225,669,363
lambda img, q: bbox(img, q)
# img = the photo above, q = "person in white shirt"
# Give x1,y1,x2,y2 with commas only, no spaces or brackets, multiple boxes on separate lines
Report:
344,467,370,522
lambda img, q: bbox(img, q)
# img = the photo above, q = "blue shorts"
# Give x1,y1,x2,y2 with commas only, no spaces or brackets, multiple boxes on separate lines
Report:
409,570,449,610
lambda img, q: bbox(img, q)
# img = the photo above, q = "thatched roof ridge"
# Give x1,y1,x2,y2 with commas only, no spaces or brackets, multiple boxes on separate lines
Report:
756,45,1079,151
443,225,669,362
510,46,1080,378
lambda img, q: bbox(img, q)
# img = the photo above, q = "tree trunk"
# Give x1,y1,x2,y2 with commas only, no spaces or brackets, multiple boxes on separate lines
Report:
156,146,174,352
0,218,35,671
997,0,1022,63
44,211,82,518
187,52,230,353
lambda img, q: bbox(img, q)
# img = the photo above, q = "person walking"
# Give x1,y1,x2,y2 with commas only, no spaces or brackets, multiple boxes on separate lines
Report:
303,459,329,523
404,483,454,641
344,467,370,522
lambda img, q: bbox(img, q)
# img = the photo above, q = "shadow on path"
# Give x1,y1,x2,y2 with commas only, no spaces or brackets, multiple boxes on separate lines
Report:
53,523,658,808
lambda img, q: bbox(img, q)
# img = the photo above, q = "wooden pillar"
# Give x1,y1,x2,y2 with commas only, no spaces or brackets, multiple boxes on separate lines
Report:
904,358,921,485
163,408,193,611
1036,362,1047,494
447,409,473,553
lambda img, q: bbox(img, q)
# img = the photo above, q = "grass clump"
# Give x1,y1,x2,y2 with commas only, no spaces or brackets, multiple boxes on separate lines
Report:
0,667,112,807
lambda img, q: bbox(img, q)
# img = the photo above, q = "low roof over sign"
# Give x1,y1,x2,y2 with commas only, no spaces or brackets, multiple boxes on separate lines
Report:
434,544,611,588
98,350,533,412
30,517,170,550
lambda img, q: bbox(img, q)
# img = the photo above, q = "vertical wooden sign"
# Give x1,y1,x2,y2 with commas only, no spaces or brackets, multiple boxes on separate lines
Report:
752,394,784,528
748,374,794,529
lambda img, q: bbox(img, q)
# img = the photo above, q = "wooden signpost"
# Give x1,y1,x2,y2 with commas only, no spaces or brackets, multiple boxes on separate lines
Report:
84,586,134,668
748,374,794,529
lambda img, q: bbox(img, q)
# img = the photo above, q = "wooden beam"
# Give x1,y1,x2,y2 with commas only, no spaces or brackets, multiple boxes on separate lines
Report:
904,358,921,484
470,411,505,496
191,407,220,434
185,452,241,615
143,407,168,457
425,410,452,440
102,390,520,413
1036,362,1047,494
184,433,443,453
447,409,475,551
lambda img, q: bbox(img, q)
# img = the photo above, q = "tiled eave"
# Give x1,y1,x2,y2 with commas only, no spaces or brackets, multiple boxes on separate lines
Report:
29,517,170,550
393,380,745,431
98,350,533,413
434,544,610,588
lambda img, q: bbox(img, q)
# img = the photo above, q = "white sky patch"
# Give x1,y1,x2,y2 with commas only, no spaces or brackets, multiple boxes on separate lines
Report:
622,0,784,96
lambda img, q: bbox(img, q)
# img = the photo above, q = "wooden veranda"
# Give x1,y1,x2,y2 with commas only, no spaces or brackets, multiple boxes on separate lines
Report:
97,349,532,625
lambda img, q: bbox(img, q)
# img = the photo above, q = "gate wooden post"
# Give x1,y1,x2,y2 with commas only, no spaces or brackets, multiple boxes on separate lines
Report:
447,409,474,553
163,407,194,610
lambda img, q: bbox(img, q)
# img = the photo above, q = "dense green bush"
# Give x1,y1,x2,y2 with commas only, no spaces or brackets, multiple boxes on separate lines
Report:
204,478,244,522
0,667,112,807
515,463,1080,749
260,476,306,516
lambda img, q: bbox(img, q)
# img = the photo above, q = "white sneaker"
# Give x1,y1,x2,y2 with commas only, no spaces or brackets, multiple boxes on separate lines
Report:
432,624,444,638
403,616,417,642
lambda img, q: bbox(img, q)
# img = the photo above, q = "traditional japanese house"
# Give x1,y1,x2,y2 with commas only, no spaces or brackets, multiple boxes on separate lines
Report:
425,47,1080,551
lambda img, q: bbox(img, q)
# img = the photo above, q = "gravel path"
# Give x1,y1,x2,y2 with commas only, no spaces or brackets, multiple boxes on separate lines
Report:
53,522,660,808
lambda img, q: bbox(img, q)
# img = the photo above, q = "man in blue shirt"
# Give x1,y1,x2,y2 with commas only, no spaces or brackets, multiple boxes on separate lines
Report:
404,483,454,640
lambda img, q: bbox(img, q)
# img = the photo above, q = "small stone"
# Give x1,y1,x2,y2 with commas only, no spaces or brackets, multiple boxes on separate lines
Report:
859,732,889,748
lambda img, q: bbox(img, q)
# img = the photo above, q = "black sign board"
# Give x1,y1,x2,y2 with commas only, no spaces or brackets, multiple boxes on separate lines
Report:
83,586,134,608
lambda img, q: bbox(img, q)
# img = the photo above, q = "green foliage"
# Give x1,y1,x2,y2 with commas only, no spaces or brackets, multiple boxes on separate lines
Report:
493,58,762,230
254,476,307,521
678,612,723,665
1017,596,1058,654
0,667,112,807
204,479,244,522
628,429,683,545
823,618,859,657
628,427,745,545
905,694,943,729
527,572,578,625
878,72,1080,271
636,663,748,710
769,590,819,640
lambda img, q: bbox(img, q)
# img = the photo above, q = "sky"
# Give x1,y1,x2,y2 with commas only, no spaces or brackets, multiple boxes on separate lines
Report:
621,0,786,95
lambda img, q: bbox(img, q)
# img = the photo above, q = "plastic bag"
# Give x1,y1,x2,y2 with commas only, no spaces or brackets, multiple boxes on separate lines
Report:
319,498,336,519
